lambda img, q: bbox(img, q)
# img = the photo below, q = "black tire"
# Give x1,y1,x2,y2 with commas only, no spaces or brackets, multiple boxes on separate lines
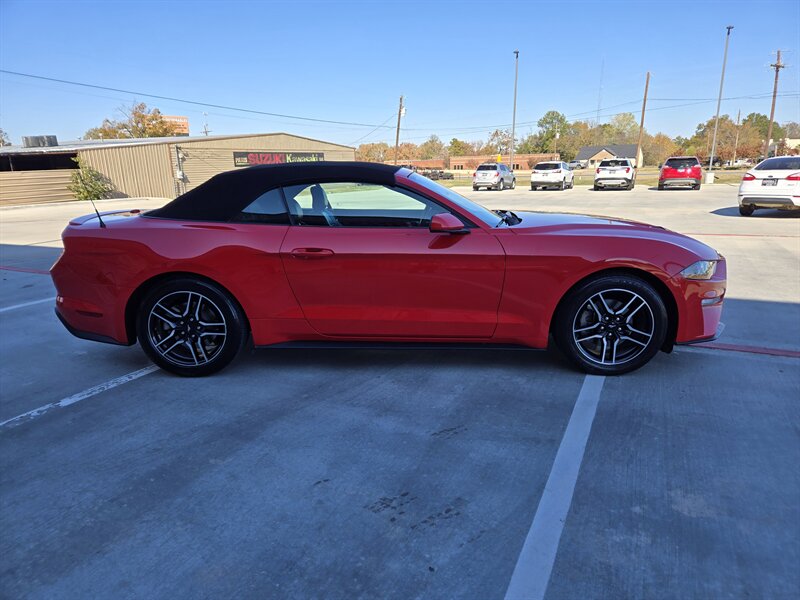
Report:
136,277,248,376
530,185,536,191
511,178,516,189
473,186,479,191
627,181,635,191
553,274,668,375
657,183,665,191
560,180,566,191
497,180,504,191
739,204,755,216
569,178,575,189
693,184,701,190
593,184,600,191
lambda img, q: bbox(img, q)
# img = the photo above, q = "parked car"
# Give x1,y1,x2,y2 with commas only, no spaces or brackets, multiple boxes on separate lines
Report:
531,161,575,190
658,156,703,190
594,158,635,190
440,171,454,180
738,155,800,216
52,162,726,377
568,160,587,170
473,163,515,190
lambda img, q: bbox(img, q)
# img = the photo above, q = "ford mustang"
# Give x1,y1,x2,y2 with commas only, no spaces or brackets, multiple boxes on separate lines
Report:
51,162,726,376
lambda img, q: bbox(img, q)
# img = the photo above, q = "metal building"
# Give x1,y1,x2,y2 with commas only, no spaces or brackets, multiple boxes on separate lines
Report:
0,133,355,206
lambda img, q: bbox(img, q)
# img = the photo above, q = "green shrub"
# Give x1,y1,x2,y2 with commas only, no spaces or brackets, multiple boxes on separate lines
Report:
68,157,113,201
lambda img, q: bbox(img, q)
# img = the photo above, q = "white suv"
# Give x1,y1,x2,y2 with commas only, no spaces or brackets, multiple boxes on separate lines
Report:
738,156,800,216
530,161,574,191
594,158,635,190
472,163,516,191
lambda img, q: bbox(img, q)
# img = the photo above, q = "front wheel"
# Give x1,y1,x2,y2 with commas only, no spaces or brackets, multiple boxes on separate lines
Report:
136,278,248,376
553,275,668,375
739,204,755,216
511,178,516,189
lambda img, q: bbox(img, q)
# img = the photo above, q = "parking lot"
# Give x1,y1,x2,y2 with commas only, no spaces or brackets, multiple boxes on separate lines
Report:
1,183,798,598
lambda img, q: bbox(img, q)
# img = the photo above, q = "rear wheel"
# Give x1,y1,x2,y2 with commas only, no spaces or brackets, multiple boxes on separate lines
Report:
627,181,635,190
553,274,668,375
473,186,479,191
496,180,504,191
136,278,248,376
657,183,665,191
593,184,600,191
530,185,536,191
511,178,516,189
693,183,701,190
739,204,755,216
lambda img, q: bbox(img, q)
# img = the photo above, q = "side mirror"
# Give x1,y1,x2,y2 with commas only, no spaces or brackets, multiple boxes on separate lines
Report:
430,213,468,234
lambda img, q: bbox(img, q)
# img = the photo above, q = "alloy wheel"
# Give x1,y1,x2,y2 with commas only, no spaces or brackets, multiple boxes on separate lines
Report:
147,291,228,367
572,288,654,366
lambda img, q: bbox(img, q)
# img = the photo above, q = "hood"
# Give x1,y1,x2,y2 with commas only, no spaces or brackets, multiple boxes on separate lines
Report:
506,211,720,261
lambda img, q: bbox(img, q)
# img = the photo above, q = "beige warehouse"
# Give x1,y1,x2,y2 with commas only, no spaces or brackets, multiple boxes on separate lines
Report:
0,133,355,206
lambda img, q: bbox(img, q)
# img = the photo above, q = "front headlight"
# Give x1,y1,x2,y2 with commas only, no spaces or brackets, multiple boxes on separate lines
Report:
679,260,718,280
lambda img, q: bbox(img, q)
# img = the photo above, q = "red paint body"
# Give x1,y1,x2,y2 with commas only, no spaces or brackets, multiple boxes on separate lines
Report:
51,171,726,350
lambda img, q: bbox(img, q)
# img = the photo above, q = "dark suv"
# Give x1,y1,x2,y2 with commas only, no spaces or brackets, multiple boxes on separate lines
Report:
659,156,703,190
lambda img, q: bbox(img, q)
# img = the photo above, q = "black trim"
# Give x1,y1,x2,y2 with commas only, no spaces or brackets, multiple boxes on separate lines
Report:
55,308,132,346
675,322,724,346
257,341,543,351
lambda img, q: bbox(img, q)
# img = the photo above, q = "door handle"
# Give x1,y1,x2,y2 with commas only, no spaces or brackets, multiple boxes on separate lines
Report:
290,248,335,259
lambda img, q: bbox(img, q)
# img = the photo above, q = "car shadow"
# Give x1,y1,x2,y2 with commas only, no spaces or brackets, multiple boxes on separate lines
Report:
711,206,800,218
646,187,698,191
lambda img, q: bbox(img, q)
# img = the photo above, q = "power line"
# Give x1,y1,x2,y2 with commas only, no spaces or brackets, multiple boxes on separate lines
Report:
0,69,396,130
349,113,396,145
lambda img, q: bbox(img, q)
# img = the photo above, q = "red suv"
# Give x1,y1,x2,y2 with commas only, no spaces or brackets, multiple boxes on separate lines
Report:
658,156,703,190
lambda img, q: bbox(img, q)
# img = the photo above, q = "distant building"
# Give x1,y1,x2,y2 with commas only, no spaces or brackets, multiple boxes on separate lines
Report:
383,158,447,170
448,153,560,171
0,133,354,205
575,144,643,167
162,115,190,136
767,138,800,156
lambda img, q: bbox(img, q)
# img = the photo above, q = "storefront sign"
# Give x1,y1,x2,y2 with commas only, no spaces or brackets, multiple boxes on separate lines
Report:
233,151,324,167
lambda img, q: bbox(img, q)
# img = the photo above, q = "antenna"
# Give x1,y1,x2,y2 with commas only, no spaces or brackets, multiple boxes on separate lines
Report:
88,197,106,228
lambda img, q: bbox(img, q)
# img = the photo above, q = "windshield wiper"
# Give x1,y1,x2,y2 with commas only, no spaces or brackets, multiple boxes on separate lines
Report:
494,209,522,226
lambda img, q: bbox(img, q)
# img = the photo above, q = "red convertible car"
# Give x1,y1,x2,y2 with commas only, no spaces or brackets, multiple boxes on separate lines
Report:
51,162,726,376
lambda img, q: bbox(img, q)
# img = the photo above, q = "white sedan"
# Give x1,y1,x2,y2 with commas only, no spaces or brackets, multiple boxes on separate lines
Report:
738,156,800,216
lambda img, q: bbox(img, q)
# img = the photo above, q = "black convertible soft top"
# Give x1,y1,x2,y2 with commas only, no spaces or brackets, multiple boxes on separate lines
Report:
147,161,402,222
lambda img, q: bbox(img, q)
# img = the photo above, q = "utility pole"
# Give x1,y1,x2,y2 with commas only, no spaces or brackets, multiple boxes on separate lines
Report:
510,50,519,171
635,71,650,169
595,58,604,125
732,109,741,165
393,95,404,165
764,50,785,158
202,112,210,136
709,25,734,178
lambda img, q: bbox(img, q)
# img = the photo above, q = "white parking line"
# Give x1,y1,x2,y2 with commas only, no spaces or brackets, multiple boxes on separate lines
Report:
504,374,606,600
0,297,53,313
0,366,159,429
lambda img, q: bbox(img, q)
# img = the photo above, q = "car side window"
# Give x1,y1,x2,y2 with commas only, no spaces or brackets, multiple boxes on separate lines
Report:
232,188,290,224
282,182,448,228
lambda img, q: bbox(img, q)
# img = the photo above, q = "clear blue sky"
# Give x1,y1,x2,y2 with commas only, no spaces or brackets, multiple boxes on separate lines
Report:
1,0,798,147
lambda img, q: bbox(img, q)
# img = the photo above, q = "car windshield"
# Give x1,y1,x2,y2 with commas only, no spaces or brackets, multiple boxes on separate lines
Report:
664,158,699,168
476,165,498,171
755,157,800,171
535,163,560,170
599,160,628,167
408,173,503,227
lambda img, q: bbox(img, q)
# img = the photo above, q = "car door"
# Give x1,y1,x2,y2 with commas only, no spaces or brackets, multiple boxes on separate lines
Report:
279,181,505,338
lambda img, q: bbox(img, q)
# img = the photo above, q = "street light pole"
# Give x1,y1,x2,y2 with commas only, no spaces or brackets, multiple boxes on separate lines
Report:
709,25,734,177
510,50,519,171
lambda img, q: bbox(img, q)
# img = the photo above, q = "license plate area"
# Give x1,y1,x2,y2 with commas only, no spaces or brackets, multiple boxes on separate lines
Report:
762,179,778,186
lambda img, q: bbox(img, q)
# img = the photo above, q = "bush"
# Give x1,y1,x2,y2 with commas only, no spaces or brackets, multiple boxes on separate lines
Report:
68,157,113,201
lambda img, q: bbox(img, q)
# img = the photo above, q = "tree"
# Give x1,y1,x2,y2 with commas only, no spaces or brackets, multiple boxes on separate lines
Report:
487,129,513,154
84,102,178,139
448,138,472,156
742,112,784,142
608,113,639,143
0,128,10,146
391,142,419,162
515,133,541,154
418,135,446,159
356,142,390,162
536,111,568,153
67,156,114,201
643,133,678,166
783,121,800,138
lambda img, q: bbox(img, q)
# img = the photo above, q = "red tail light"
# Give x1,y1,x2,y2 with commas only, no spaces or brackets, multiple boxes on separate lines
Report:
742,173,756,181
596,168,600,174
625,167,630,173
472,172,476,177
786,172,800,181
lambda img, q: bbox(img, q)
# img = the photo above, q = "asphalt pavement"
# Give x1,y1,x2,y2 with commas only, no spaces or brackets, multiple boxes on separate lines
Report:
1,184,798,599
